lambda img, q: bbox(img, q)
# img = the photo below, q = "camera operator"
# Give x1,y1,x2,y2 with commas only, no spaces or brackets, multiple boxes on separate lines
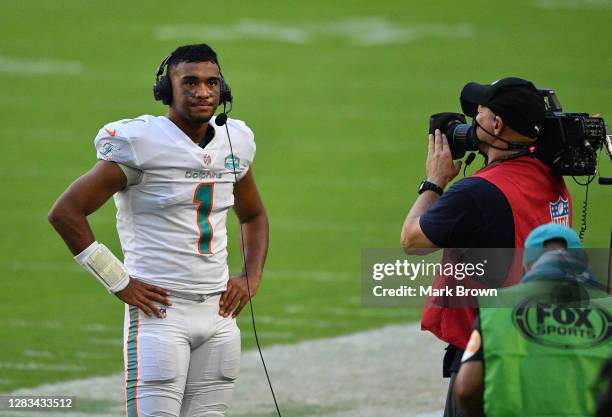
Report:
400,77,573,417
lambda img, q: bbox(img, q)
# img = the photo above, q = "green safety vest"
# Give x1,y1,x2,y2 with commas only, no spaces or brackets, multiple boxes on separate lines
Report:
479,281,611,417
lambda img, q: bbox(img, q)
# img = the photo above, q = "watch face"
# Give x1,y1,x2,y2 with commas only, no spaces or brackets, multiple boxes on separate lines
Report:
419,181,441,195
418,181,428,193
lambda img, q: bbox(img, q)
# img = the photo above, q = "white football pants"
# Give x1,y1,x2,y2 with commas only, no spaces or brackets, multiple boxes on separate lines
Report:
123,293,240,417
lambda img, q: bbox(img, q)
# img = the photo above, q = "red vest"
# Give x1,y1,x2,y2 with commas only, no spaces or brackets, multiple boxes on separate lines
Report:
420,156,572,349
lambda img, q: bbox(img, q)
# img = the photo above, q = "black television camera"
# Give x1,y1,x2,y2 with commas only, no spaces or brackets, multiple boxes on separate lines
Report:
429,89,612,179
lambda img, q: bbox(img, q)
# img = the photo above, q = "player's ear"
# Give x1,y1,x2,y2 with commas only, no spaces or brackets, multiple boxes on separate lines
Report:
493,115,504,134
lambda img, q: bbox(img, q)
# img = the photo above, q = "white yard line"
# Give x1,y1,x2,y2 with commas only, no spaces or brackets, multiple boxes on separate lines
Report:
239,330,295,340
265,270,353,281
253,315,356,328
4,260,81,273
0,363,85,372
4,260,359,285
7,320,62,329
271,220,398,233
85,338,122,347
283,305,409,319
0,55,82,76
22,351,55,359
5,324,446,417
533,0,612,9
157,20,309,44
156,17,474,46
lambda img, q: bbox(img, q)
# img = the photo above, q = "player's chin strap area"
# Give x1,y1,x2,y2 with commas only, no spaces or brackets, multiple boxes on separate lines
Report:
216,106,283,417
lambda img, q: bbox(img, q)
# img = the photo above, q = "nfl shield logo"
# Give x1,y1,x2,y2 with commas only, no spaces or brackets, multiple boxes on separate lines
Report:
203,154,212,166
549,197,570,226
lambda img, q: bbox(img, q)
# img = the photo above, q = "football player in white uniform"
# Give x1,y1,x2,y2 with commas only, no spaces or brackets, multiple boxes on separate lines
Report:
48,44,269,417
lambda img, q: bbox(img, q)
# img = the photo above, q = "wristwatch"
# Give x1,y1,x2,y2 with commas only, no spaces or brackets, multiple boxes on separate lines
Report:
418,180,443,195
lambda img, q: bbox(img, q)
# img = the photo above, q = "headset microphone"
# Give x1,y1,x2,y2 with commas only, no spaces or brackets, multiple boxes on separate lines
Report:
465,152,477,167
215,112,228,126
215,100,233,127
462,152,477,176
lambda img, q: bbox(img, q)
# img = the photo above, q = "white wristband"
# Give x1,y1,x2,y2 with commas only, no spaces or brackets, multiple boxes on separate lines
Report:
74,241,130,293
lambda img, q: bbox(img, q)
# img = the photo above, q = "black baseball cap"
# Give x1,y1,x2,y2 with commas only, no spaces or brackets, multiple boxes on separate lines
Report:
460,77,546,139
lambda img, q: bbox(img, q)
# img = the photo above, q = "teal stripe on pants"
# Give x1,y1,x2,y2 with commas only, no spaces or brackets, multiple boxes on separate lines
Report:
126,305,139,417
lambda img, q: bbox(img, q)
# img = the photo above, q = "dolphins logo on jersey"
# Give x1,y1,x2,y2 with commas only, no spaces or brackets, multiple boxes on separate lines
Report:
99,141,119,160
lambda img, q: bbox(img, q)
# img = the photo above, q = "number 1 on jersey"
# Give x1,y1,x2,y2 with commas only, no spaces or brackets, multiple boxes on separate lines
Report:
193,183,214,254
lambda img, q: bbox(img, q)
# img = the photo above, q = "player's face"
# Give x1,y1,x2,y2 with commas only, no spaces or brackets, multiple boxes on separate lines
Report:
169,61,221,124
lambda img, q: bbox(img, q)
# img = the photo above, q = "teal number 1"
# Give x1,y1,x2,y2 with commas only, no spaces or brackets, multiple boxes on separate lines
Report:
193,183,214,254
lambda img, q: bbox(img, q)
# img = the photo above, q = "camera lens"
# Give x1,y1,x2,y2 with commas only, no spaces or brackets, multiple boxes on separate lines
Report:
447,122,478,159
429,112,479,160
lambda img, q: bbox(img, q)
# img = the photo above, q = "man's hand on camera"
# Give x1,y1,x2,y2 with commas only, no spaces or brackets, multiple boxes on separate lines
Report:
426,129,462,189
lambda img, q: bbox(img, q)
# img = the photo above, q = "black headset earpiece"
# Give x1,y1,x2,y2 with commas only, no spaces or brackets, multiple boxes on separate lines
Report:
218,71,233,106
153,54,173,105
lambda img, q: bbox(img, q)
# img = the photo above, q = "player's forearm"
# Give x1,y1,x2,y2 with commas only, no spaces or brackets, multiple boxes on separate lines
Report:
48,199,96,255
238,211,269,281
401,191,439,251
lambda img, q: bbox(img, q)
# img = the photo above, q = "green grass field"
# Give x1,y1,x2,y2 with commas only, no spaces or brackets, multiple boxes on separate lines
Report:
1,0,611,395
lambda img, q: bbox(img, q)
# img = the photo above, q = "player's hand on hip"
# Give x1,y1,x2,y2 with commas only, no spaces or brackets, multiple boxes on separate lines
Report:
426,129,462,189
115,278,172,318
219,275,260,318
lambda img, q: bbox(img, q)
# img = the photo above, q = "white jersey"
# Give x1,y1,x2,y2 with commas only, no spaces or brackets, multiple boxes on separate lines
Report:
94,115,256,294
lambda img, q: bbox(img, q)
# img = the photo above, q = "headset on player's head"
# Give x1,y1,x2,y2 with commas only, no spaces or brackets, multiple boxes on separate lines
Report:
152,53,233,106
